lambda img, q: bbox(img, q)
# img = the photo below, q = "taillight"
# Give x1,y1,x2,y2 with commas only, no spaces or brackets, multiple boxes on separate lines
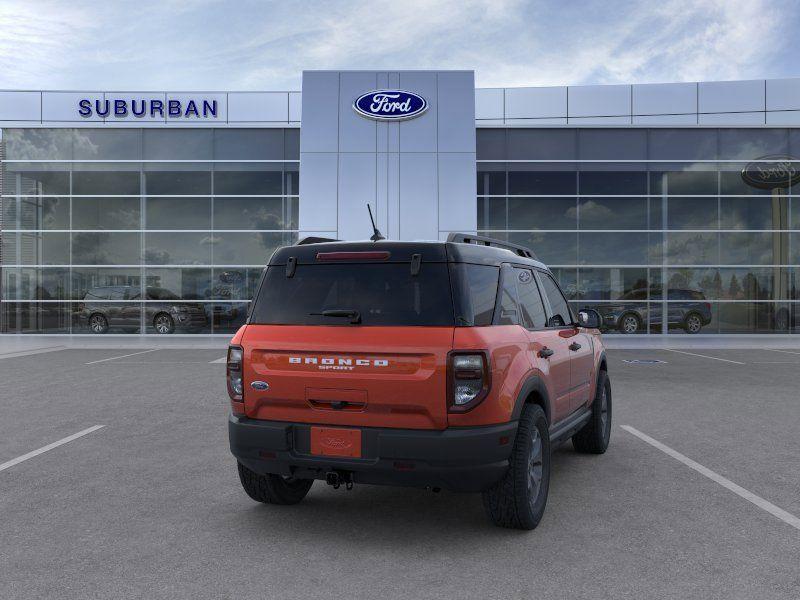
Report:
447,351,490,412
227,345,244,401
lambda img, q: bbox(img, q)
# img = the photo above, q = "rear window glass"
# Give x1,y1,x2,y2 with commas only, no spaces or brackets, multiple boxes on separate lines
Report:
450,264,499,326
250,263,454,326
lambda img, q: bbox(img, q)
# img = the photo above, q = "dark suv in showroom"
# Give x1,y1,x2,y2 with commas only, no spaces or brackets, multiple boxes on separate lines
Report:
77,286,207,334
587,288,712,334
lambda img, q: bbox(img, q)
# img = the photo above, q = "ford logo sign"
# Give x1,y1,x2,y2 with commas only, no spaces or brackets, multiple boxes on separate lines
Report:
741,155,800,190
353,90,428,121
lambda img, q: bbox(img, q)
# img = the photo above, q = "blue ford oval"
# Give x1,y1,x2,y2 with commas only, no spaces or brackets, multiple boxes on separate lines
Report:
353,90,428,121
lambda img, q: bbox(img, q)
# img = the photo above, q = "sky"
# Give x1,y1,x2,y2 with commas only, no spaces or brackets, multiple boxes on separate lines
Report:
0,0,798,91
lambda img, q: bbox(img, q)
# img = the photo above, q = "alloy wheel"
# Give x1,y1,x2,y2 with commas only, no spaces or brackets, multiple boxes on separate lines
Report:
622,315,639,334
155,315,173,334
686,315,702,333
527,428,544,508
89,315,106,333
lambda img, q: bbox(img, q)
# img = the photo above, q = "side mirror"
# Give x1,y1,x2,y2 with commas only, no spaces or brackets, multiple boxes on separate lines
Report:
578,309,601,329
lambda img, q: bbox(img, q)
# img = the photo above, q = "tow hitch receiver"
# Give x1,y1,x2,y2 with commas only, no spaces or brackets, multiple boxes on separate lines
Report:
325,470,354,490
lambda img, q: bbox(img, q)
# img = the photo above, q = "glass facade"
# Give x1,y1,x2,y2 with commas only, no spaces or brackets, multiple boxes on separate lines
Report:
0,128,298,334
1,125,798,336
478,128,800,334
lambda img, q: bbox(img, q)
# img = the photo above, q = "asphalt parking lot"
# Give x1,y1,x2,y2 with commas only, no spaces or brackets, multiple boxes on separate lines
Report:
1,346,799,599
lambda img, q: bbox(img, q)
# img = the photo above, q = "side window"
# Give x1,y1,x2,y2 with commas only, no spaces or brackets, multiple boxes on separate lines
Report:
539,272,572,327
497,267,519,326
514,268,547,329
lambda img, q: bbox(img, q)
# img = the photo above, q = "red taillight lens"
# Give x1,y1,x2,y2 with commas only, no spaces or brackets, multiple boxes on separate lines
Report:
227,345,243,402
705,302,712,311
316,251,390,261
447,351,490,412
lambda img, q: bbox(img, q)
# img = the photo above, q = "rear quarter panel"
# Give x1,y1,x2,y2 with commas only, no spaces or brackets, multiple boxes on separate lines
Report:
448,325,532,427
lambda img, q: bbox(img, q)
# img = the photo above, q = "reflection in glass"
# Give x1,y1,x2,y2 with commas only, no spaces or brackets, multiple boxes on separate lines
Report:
144,233,213,265
0,302,72,333
213,197,286,230
578,232,651,265
145,197,212,230
71,268,142,300
144,268,212,300
72,232,141,265
211,232,295,265
19,196,70,230
72,197,140,230
72,171,140,195
508,197,577,230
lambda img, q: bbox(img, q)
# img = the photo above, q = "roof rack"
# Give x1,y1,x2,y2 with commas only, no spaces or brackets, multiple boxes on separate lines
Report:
446,233,536,259
296,236,340,245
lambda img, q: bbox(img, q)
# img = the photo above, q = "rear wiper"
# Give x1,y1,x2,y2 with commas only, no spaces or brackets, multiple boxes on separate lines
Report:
310,309,362,324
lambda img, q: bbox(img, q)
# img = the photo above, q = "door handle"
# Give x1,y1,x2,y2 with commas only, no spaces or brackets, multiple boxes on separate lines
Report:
538,347,554,358
569,342,582,351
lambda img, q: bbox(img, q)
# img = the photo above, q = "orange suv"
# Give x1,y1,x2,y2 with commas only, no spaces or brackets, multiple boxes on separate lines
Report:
227,234,611,529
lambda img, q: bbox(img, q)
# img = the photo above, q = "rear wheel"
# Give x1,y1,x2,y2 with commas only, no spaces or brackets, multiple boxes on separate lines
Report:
153,313,175,334
482,404,550,530
618,313,641,334
88,314,108,334
683,313,703,334
237,462,314,505
572,370,612,454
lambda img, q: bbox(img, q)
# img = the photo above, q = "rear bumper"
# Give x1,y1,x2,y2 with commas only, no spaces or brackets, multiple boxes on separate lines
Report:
229,414,517,492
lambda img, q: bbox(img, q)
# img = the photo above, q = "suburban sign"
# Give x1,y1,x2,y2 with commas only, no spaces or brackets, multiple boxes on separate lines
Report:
78,98,219,119
352,90,428,121
741,155,800,190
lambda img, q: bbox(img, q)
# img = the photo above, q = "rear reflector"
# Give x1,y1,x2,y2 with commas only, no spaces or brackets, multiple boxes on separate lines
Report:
316,251,390,261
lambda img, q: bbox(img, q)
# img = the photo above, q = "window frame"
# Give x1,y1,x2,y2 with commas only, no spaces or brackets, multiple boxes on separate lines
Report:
511,266,548,331
534,269,576,329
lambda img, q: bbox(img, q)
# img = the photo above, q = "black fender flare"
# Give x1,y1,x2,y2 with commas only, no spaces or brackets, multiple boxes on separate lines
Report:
511,375,551,424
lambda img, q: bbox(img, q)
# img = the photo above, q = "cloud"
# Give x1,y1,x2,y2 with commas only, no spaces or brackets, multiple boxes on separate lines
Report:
0,0,794,91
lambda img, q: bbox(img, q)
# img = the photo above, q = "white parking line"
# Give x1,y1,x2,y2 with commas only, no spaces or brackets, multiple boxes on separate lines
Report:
0,425,105,473
763,348,800,356
85,349,159,365
622,425,800,531
663,349,745,365
210,356,227,364
0,346,66,360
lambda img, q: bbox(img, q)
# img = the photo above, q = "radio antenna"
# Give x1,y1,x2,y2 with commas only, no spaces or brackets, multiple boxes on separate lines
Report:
367,204,385,241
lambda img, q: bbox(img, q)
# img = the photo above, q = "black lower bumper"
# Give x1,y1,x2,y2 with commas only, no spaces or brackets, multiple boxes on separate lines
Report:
229,414,517,492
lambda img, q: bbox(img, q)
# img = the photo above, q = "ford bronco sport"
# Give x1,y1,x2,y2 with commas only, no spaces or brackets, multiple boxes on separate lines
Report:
228,233,611,529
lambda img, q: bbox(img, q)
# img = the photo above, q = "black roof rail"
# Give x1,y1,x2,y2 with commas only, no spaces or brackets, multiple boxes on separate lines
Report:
446,233,536,259
296,236,339,245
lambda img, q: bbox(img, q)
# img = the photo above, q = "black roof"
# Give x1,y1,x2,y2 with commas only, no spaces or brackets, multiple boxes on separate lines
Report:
269,239,548,270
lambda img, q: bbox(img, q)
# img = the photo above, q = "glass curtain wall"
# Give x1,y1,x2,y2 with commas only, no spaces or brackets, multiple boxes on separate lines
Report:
0,128,298,334
477,128,800,334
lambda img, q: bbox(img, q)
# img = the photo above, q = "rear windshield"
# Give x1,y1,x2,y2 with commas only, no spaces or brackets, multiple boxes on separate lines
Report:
250,263,455,326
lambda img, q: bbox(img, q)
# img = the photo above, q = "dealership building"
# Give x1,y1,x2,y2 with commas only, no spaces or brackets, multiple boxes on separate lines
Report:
1,70,799,336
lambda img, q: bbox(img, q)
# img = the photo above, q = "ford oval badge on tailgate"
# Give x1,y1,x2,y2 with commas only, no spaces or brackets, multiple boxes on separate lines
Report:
353,90,428,121
250,381,269,390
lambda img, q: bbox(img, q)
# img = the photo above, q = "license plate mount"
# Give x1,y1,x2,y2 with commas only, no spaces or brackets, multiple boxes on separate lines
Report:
310,426,362,458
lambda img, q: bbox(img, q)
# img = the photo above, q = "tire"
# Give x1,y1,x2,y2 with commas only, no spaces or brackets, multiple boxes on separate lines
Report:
572,370,612,454
153,313,175,334
482,404,550,530
683,312,703,334
618,313,641,334
237,462,313,505
88,313,108,334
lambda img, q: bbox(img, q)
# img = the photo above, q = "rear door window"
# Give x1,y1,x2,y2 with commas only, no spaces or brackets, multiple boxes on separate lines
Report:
250,263,454,326
514,267,547,329
539,272,573,327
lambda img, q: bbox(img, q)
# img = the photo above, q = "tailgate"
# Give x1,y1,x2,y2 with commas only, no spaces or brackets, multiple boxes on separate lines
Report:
242,325,453,430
